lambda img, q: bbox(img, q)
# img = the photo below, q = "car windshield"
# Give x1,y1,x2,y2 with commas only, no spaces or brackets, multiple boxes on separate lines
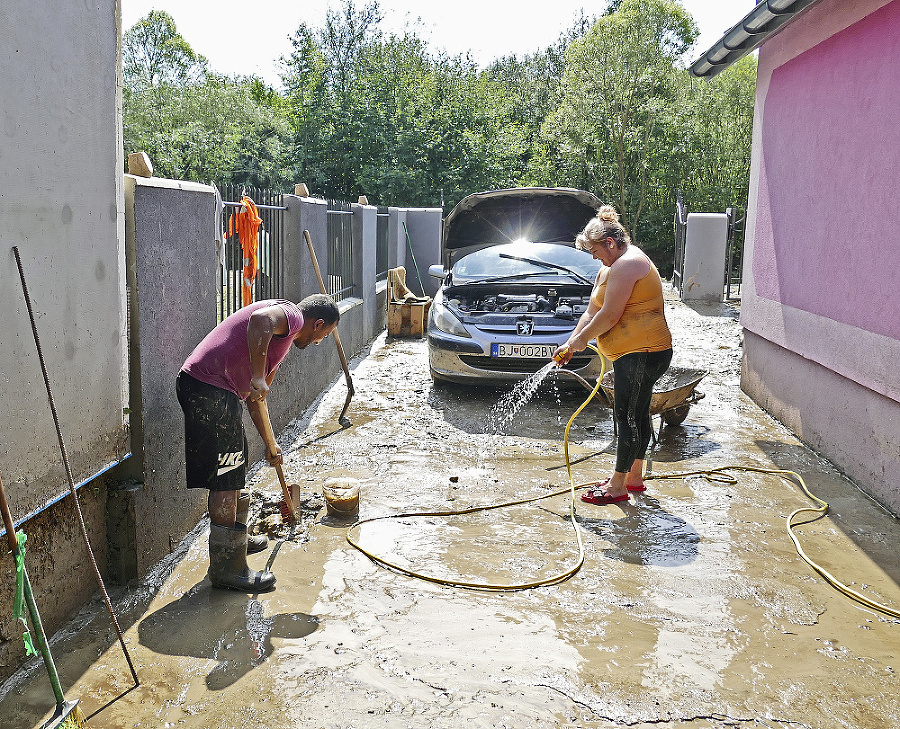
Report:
451,242,602,284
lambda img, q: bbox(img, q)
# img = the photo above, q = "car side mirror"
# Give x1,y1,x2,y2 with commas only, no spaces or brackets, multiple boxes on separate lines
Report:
428,264,446,279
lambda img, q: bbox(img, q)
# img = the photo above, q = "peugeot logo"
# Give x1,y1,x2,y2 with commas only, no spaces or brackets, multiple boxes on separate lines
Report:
516,319,534,336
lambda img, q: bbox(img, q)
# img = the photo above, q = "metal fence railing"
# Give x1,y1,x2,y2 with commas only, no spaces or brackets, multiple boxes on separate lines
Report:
376,206,390,282
217,183,287,321
326,199,355,301
672,190,687,295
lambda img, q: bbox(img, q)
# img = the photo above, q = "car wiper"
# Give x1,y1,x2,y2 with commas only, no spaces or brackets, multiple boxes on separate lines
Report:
497,253,594,285
459,271,559,285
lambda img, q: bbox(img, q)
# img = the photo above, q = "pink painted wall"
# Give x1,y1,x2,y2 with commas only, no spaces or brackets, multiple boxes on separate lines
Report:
742,0,900,406
740,0,900,510
752,0,900,340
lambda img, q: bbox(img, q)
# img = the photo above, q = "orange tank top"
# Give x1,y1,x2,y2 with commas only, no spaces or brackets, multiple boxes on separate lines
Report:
591,261,672,360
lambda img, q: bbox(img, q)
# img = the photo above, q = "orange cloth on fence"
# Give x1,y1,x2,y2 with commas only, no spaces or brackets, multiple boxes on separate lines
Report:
228,196,263,306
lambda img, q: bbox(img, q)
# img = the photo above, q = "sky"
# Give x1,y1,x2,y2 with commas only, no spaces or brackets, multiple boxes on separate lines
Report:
120,1,757,87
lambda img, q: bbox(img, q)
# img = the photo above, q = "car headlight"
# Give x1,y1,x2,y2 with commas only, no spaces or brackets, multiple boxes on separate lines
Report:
430,299,471,338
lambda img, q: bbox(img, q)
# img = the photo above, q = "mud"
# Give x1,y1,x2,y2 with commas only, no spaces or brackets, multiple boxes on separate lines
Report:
2,288,899,729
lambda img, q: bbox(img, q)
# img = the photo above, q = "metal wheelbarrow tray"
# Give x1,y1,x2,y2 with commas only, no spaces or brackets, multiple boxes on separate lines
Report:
600,366,708,442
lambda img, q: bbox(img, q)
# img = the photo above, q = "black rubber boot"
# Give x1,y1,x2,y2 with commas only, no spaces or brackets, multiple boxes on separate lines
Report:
208,524,276,592
237,490,268,554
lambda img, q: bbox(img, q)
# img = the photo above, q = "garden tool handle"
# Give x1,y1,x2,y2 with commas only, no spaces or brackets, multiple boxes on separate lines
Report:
0,474,19,553
303,229,355,427
255,398,296,519
303,229,352,377
0,472,73,708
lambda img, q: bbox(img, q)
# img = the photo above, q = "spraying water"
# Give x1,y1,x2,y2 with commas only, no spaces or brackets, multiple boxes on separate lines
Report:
487,362,558,435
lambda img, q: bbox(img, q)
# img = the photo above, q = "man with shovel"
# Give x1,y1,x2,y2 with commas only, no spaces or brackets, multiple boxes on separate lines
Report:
177,294,339,591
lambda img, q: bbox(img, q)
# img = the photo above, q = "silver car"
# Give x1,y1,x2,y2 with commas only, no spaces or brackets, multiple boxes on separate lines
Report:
427,187,607,386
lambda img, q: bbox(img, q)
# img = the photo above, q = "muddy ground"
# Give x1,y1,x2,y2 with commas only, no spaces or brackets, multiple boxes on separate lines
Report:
2,288,899,729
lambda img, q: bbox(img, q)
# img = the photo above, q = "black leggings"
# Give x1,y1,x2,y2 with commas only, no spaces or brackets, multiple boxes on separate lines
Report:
612,349,673,473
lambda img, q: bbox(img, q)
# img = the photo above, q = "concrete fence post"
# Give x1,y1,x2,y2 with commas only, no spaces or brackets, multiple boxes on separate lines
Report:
403,208,443,298
388,208,408,274
681,212,728,302
352,202,378,343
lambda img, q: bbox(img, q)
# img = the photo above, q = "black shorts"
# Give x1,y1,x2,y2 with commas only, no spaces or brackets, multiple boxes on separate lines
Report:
176,371,248,492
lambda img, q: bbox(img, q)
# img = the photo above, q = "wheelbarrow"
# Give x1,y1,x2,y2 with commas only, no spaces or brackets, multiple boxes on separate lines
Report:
600,366,708,445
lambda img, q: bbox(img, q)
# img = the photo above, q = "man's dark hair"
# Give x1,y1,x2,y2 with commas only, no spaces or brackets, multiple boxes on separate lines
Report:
299,294,340,326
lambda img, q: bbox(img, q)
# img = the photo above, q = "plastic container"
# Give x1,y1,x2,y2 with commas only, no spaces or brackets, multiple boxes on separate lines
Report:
323,477,360,518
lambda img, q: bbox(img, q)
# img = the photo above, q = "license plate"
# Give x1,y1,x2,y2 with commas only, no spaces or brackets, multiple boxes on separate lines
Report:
491,343,556,359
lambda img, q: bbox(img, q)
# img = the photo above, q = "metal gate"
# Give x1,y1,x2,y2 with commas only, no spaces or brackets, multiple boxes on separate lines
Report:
672,190,687,295
725,207,745,301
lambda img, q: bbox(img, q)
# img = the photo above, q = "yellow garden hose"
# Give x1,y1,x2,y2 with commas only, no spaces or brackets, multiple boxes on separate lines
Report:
345,347,607,591
647,465,900,619
346,347,900,616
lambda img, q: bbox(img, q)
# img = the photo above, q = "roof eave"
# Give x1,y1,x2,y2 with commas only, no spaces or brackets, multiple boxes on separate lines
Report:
689,0,826,79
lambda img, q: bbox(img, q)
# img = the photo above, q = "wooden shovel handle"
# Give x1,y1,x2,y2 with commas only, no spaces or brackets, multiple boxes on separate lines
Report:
255,398,296,519
0,474,19,552
303,229,354,396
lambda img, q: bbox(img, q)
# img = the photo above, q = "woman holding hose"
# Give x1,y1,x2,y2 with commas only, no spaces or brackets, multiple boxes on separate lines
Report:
552,206,673,505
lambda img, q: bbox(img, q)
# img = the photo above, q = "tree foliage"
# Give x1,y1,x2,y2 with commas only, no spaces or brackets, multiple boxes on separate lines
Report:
121,0,756,271
122,10,289,186
547,0,698,243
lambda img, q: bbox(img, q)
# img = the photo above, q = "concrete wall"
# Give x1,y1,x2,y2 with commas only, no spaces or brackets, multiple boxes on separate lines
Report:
402,208,443,297
257,197,371,453
0,0,128,524
116,175,219,578
681,213,728,302
0,0,126,683
242,200,441,460
740,0,900,512
112,188,418,578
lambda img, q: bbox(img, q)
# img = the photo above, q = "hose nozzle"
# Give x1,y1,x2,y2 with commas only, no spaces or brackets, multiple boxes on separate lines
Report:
552,346,570,365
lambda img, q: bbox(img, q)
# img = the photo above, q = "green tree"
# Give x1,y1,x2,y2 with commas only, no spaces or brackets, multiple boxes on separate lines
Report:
123,10,207,89
280,0,520,208
281,0,384,199
544,0,697,242
123,13,291,187
484,13,595,187
121,0,754,258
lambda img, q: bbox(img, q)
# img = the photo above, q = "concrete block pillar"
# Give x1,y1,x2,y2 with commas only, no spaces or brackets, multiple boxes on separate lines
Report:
681,213,728,302
403,208,443,297
289,196,328,302
122,175,217,577
388,208,408,273
282,195,304,304
352,203,378,342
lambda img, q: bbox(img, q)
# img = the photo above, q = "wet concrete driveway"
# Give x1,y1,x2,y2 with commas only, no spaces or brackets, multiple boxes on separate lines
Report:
3,290,899,728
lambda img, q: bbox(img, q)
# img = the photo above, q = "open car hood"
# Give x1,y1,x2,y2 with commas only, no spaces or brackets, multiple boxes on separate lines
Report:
442,188,603,258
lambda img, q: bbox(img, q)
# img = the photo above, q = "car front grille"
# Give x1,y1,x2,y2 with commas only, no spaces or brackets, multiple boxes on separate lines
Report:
459,355,594,373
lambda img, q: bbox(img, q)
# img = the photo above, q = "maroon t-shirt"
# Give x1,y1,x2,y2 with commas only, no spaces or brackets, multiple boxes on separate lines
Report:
181,300,304,400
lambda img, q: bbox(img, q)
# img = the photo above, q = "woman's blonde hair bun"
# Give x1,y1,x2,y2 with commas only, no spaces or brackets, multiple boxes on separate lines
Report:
596,205,619,223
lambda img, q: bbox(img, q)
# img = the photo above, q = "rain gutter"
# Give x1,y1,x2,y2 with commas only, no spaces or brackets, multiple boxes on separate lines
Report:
689,0,826,79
